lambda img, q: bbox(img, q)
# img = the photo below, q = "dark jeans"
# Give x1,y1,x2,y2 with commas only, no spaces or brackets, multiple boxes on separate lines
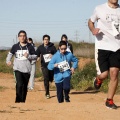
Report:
41,67,54,95
55,76,71,103
14,71,30,103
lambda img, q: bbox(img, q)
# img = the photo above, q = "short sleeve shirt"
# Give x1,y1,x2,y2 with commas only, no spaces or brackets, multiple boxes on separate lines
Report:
90,3,120,51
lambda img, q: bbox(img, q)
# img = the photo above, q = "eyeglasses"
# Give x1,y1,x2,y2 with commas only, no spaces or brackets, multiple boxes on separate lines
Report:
60,48,67,50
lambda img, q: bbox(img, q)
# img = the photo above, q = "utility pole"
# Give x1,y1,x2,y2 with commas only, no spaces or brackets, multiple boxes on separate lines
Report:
13,39,15,44
75,30,80,42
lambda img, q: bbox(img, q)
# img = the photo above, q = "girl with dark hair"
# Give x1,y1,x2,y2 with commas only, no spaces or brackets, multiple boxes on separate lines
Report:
61,34,73,53
48,41,78,103
27,38,37,90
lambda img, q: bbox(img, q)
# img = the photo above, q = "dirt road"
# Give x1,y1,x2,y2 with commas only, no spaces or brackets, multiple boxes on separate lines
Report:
0,73,120,120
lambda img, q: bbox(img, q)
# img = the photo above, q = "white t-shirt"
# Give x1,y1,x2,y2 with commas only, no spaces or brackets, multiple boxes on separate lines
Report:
66,44,71,52
91,3,120,51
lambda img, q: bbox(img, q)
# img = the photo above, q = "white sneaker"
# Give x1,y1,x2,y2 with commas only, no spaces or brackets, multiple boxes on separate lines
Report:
46,95,50,99
28,87,34,90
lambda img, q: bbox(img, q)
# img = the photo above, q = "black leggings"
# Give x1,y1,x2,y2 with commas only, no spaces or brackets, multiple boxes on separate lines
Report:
14,71,30,103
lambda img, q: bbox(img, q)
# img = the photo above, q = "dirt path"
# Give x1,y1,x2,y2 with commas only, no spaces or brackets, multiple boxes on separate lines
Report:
0,73,120,120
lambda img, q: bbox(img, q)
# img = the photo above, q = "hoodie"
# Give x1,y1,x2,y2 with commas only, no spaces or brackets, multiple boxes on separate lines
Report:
6,42,37,73
47,50,78,83
36,42,57,67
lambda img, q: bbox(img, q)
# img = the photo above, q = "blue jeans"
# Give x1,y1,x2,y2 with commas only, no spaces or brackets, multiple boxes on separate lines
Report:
55,76,71,103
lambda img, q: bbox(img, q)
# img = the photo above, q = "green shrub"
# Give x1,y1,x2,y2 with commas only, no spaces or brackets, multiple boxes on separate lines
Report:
71,63,96,90
0,50,13,73
71,63,120,93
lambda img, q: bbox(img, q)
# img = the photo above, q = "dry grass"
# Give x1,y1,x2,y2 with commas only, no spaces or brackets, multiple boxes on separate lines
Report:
74,48,94,58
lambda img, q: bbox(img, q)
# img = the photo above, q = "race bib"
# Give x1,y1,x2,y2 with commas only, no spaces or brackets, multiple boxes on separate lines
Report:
15,50,28,60
58,60,70,72
43,54,51,63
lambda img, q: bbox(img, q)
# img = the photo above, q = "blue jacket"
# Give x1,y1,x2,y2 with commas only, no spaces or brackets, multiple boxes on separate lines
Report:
47,50,78,83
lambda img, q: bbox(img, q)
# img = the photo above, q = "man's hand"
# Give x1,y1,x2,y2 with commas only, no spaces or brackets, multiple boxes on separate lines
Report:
7,61,12,66
88,19,100,36
23,52,29,58
54,64,58,67
49,54,53,58
37,57,40,61
91,28,100,35
70,67,75,74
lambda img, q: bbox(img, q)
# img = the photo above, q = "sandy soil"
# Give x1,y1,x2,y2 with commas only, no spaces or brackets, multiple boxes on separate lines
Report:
0,72,120,120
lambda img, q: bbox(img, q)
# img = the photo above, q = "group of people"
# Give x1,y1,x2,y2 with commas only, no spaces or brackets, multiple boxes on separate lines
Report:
6,0,120,109
6,30,78,104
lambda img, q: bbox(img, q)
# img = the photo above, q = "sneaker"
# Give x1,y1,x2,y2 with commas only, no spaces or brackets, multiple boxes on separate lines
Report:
65,99,70,102
105,99,118,109
28,87,34,90
93,77,102,90
46,95,50,99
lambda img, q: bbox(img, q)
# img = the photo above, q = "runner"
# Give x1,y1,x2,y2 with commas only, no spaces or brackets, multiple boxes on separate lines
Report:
6,30,37,103
48,41,78,103
61,34,73,53
88,0,120,109
27,38,37,90
36,34,57,99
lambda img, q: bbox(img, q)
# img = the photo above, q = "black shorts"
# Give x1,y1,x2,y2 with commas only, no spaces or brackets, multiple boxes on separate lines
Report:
95,49,120,75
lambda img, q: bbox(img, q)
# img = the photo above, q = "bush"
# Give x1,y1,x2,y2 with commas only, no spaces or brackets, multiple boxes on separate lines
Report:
0,50,13,73
71,62,96,90
71,62,120,93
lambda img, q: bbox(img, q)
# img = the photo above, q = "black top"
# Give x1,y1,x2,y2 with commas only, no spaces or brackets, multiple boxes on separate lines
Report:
10,42,36,55
67,42,73,54
36,42,57,67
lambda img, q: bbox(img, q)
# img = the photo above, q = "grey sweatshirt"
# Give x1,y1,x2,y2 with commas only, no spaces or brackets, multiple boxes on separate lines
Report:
6,42,37,73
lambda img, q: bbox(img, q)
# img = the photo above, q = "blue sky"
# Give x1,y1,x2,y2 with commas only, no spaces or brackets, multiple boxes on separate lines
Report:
0,0,119,47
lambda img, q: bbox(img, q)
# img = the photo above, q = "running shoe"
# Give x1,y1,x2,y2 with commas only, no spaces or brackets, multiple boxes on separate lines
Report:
46,94,50,99
93,77,102,90
105,99,118,109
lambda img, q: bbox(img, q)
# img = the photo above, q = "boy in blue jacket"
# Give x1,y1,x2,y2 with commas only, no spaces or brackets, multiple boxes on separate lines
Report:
48,41,78,103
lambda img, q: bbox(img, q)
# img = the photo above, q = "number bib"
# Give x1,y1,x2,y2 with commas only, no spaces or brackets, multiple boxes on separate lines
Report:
58,60,70,72
43,54,51,63
15,50,28,60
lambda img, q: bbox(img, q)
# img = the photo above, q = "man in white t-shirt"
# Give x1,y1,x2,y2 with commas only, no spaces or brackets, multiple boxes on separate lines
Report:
88,0,120,109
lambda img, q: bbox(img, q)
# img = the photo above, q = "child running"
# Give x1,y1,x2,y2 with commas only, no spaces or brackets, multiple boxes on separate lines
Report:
6,30,37,103
48,41,78,103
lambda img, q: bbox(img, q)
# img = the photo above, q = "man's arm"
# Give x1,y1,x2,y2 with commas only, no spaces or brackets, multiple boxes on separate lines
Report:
6,45,15,66
88,19,100,36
